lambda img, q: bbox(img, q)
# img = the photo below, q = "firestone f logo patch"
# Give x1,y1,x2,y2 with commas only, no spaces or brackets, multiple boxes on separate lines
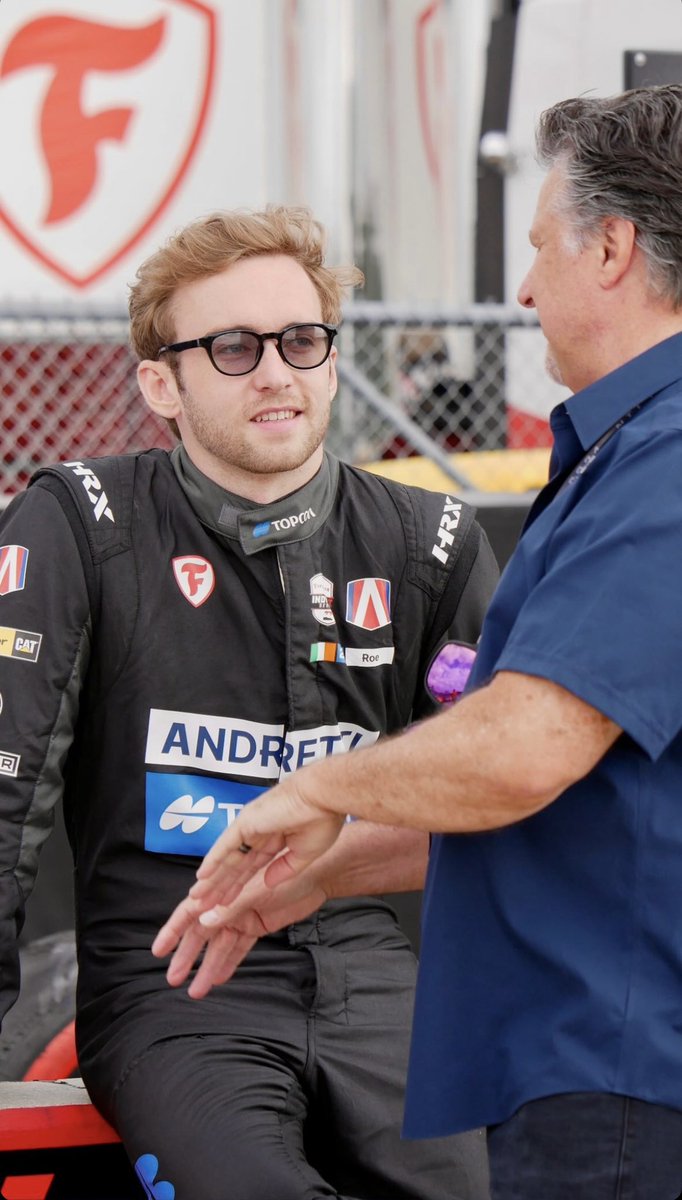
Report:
172,556,215,608
0,545,29,597
345,578,391,630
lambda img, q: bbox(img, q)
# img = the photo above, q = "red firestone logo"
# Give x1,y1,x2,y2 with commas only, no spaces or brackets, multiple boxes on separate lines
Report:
0,2,217,288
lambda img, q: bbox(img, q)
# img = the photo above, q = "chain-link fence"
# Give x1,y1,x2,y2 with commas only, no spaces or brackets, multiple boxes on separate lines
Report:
0,305,556,502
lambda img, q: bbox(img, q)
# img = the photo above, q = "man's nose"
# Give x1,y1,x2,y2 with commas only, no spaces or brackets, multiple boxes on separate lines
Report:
517,274,535,309
254,337,292,385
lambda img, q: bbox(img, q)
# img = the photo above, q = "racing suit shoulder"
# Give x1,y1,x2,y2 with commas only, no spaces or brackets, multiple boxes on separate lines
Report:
335,459,482,593
332,463,499,723
29,451,171,563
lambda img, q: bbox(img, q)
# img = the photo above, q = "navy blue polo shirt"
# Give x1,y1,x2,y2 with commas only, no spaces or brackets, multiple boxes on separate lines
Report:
404,332,682,1137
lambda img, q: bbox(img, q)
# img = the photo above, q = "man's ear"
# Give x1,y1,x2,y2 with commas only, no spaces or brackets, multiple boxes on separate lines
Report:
328,346,338,401
600,216,637,289
137,359,183,421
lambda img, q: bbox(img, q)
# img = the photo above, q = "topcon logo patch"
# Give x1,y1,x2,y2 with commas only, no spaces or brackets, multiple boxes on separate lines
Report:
63,462,114,523
431,497,462,565
253,507,315,538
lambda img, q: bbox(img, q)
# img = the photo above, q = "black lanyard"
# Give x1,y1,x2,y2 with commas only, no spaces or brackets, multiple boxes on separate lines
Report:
565,397,650,487
522,396,652,534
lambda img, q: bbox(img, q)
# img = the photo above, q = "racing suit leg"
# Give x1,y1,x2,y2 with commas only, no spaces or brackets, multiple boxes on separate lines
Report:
108,1032,346,1200
304,943,490,1200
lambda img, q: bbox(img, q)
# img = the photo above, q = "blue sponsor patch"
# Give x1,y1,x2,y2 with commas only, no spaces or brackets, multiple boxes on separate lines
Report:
145,773,265,857
252,521,271,538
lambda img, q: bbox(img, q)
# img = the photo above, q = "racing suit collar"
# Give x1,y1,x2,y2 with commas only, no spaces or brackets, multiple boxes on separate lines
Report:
171,444,339,555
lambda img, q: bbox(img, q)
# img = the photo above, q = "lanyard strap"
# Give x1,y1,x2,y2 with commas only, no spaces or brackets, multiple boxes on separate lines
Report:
522,396,652,536
565,397,650,487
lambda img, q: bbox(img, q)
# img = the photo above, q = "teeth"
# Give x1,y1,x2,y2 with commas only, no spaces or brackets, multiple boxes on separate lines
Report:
254,410,297,423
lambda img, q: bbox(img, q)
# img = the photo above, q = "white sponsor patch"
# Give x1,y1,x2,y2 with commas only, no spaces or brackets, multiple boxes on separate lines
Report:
145,710,380,778
344,647,395,667
0,751,20,777
431,496,462,565
63,462,115,523
310,573,335,626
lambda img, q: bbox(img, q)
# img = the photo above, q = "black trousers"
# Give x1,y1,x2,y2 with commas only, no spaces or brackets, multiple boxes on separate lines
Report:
86,930,489,1200
487,1092,682,1199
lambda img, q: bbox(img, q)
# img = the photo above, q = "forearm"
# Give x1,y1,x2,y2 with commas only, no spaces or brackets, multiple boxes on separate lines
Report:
291,671,622,834
190,670,622,905
309,821,428,898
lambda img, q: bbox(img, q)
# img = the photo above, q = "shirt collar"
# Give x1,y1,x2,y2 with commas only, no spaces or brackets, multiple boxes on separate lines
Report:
561,331,682,451
171,444,339,555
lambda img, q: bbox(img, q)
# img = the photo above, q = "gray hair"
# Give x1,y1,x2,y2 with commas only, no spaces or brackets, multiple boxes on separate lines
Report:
536,85,682,307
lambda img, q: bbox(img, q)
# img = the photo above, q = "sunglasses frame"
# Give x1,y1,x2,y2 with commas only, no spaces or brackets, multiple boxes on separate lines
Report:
158,323,338,377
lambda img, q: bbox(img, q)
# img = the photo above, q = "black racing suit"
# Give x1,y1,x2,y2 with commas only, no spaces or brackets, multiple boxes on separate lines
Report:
0,447,498,1200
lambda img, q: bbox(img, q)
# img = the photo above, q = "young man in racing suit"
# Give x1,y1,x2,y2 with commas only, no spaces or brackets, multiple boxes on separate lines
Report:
0,207,497,1199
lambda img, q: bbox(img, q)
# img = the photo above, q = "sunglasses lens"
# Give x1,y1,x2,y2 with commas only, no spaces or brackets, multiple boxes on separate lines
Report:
426,642,477,705
281,325,331,368
211,331,260,374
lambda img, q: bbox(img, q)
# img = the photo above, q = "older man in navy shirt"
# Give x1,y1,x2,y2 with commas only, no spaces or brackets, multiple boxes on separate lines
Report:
156,85,682,1198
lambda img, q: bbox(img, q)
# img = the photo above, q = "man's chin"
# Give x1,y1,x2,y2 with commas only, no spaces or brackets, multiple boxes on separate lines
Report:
545,349,565,386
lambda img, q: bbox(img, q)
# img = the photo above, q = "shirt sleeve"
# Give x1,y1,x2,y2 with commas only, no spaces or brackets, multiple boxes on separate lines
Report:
0,484,91,1027
494,430,682,759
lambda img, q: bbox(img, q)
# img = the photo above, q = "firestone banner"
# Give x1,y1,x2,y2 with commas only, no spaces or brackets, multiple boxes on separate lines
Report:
0,0,268,305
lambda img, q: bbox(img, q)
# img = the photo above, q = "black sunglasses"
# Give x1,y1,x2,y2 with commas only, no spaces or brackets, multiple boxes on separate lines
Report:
158,323,338,377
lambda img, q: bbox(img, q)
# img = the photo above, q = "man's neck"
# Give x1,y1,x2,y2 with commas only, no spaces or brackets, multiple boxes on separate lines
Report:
180,445,325,504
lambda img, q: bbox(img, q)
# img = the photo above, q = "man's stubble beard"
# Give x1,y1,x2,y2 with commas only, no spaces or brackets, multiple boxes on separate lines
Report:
545,345,565,386
178,380,332,476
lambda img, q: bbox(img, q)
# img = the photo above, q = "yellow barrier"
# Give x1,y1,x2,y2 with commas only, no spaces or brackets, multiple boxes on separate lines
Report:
361,447,551,495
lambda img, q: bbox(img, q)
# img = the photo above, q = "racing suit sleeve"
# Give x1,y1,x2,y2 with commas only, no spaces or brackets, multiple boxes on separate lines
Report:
0,485,91,1029
412,521,499,722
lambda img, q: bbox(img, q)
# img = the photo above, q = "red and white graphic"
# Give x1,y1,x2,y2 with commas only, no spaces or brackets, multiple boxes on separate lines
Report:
415,1,446,186
345,578,392,631
0,545,29,597
172,555,215,607
0,0,217,288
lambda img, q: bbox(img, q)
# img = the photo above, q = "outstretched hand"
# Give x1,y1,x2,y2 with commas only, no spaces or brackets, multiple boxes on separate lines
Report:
151,774,345,995
151,864,331,998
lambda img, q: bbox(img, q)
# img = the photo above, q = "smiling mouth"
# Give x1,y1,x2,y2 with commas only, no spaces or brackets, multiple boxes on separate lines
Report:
253,410,299,423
